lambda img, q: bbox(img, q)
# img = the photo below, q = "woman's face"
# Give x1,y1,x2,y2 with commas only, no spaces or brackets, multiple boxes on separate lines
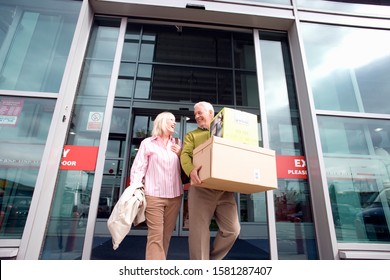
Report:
165,115,176,136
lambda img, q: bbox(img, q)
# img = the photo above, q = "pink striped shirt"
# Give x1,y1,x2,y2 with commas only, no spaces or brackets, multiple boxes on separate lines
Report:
130,136,183,198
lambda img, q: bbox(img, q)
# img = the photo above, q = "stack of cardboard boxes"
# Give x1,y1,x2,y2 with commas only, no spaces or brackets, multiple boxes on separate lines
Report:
192,107,278,194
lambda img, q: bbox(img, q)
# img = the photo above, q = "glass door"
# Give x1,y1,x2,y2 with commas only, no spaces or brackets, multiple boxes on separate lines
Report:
92,109,198,238
177,115,198,236
127,111,197,237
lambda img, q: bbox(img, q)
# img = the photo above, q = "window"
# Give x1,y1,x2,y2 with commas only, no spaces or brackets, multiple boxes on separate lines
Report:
0,96,55,238
318,116,390,242
302,23,390,114
117,23,259,107
0,0,81,92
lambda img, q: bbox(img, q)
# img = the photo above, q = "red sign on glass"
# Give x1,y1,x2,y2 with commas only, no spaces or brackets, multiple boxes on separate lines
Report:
276,155,307,179
60,145,99,171
0,98,24,126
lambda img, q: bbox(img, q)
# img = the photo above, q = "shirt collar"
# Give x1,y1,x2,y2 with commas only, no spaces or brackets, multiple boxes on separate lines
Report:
151,135,173,142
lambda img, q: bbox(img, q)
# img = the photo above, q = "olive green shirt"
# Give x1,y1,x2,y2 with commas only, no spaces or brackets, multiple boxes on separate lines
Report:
180,127,210,177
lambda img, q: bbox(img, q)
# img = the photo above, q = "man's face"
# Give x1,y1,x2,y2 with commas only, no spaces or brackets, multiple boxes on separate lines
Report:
194,105,213,129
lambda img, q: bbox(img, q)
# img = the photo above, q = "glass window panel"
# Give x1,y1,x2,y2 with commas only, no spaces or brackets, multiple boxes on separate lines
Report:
356,56,390,114
109,108,130,135
0,6,15,47
0,96,55,238
98,108,129,220
234,33,256,71
134,80,151,99
318,116,370,155
41,17,120,259
137,64,152,79
250,0,291,4
259,33,317,259
121,24,141,61
260,38,303,155
78,60,115,97
115,79,134,98
118,22,257,105
132,116,150,139
124,25,141,40
41,171,93,259
235,71,259,107
143,24,232,68
241,192,267,222
0,1,81,92
86,24,120,59
217,70,234,105
106,142,120,159
122,42,139,61
298,0,390,16
116,62,136,98
301,23,390,114
78,76,111,97
139,42,155,62
143,65,234,105
103,159,123,176
85,60,114,76
142,33,156,42
118,62,136,77
318,116,390,243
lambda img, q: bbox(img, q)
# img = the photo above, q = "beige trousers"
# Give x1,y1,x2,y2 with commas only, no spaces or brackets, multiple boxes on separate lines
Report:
188,186,240,260
145,195,182,260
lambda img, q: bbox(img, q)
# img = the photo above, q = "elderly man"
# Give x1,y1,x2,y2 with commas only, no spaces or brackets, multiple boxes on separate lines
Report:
180,101,240,260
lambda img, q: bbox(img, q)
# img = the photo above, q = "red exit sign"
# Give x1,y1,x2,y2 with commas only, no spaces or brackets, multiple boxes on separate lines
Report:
276,155,307,179
60,145,99,171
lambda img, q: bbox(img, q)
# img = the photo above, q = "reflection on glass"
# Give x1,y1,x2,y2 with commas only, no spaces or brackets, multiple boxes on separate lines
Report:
98,107,130,219
248,0,291,5
235,72,259,107
318,116,390,243
241,193,267,222
78,60,114,97
301,23,390,114
41,17,121,259
109,108,130,135
0,0,81,92
41,171,93,259
297,0,390,17
117,62,136,98
0,97,55,238
119,22,257,106
260,33,317,259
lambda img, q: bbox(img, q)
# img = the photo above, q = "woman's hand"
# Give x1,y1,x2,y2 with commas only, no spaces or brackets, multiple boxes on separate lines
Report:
171,143,182,156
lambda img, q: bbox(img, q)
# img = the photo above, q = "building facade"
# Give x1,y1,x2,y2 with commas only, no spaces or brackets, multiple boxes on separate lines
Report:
0,0,390,260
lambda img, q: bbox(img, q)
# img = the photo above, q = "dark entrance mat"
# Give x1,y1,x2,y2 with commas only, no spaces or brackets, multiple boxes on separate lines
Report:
91,236,269,260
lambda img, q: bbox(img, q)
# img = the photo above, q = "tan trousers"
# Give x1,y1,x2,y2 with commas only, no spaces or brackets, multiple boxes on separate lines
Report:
145,195,182,260
188,186,240,260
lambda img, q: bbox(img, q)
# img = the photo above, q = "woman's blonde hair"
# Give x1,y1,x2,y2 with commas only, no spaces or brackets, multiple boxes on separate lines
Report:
151,112,175,137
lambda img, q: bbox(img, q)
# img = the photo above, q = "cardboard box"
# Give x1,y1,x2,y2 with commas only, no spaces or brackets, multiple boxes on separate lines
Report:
210,107,259,146
192,136,277,194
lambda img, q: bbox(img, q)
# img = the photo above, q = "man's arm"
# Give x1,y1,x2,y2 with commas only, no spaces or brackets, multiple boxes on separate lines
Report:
180,128,210,185
180,132,195,177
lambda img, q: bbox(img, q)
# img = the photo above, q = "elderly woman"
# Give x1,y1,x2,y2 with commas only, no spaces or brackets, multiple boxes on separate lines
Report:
130,111,183,260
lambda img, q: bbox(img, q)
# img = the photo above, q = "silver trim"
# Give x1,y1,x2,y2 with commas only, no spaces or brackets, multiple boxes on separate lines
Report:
81,16,128,260
288,13,339,259
253,29,278,260
16,0,94,259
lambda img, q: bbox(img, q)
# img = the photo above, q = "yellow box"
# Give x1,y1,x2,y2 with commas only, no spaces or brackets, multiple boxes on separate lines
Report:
192,136,277,194
210,107,259,146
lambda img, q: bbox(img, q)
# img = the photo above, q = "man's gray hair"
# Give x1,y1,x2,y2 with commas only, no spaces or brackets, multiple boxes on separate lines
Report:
194,101,214,115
